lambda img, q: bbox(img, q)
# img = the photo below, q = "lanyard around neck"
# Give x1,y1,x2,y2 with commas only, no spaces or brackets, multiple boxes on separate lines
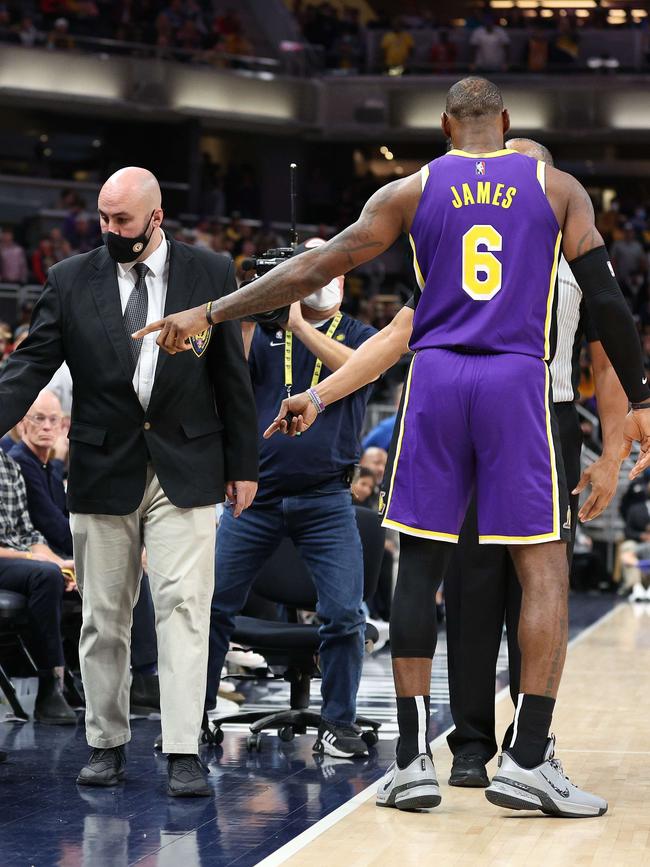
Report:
284,311,343,396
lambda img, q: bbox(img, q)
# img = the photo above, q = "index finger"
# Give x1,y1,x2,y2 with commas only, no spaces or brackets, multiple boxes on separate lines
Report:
132,320,166,339
263,420,282,439
630,449,650,480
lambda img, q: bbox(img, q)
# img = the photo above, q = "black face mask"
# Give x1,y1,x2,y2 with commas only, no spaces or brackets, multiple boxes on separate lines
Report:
103,211,155,263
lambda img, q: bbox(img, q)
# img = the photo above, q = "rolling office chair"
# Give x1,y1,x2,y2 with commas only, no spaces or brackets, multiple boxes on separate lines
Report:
207,505,386,752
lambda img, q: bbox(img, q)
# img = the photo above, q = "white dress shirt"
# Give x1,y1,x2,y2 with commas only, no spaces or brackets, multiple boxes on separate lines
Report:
116,232,169,411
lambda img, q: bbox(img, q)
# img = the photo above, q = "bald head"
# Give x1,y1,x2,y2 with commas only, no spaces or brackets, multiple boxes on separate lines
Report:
101,167,161,211
98,167,163,261
445,77,503,121
506,138,554,166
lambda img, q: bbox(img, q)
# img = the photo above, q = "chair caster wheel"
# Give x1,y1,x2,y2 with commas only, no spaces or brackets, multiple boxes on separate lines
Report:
212,727,224,746
247,733,262,752
278,725,294,742
361,730,379,748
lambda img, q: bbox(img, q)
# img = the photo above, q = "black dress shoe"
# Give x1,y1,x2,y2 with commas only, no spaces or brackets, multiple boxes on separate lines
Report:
34,673,77,725
167,754,210,797
448,753,490,788
77,746,126,787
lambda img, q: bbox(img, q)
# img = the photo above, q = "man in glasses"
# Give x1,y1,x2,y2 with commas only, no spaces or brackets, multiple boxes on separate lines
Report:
10,391,71,558
0,439,76,724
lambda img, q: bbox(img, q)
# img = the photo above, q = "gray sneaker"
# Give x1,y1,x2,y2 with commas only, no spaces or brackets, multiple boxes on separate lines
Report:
376,754,441,811
485,735,607,818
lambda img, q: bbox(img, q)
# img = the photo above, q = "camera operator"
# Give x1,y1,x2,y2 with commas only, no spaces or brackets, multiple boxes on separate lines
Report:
206,238,378,758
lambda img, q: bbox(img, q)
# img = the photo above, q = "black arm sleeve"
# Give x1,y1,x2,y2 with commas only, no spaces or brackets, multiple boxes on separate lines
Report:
569,246,650,403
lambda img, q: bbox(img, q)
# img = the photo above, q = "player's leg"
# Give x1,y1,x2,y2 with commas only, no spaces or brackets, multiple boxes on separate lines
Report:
376,534,452,811
473,354,606,816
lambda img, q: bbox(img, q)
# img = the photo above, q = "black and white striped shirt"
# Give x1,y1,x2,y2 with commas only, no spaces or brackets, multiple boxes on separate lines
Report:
550,256,598,404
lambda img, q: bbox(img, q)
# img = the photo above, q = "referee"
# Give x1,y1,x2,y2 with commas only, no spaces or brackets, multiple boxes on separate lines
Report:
444,138,629,787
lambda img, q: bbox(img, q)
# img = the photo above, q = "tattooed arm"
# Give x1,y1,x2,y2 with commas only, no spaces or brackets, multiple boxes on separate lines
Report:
134,174,420,354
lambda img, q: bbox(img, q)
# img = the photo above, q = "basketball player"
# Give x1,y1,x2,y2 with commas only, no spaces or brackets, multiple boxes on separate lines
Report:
137,79,650,818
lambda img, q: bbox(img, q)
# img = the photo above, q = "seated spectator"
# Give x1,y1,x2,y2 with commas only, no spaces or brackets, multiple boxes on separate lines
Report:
470,18,509,72
46,17,75,51
10,391,71,557
625,480,650,542
620,538,650,601
351,466,376,506
611,224,647,296
0,321,10,369
17,16,40,47
527,25,548,72
431,31,457,74
49,227,72,263
0,229,28,284
31,237,56,284
381,18,414,74
177,19,203,53
359,445,388,492
620,473,650,522
64,215,100,254
550,16,579,66
0,448,76,724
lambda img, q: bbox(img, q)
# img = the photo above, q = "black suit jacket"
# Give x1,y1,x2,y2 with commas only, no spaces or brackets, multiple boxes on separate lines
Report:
625,501,650,543
0,238,258,514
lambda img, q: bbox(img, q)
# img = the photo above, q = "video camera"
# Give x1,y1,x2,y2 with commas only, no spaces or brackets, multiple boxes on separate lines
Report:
239,247,294,327
238,163,300,328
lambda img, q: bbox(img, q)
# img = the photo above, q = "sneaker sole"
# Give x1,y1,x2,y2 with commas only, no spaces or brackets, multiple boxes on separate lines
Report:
486,781,607,818
377,783,442,811
76,770,125,787
449,773,489,788
167,785,211,797
314,739,368,759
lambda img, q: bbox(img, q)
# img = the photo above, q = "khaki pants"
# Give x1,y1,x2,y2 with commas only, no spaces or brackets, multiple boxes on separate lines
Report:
71,468,216,753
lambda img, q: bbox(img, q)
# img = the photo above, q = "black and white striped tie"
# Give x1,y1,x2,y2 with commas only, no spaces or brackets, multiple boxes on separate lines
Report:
123,261,149,372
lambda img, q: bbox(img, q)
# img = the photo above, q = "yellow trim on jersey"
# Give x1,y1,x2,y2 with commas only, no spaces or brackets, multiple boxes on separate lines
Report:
543,230,562,361
478,532,561,545
536,159,545,192
382,518,459,543
408,233,425,290
420,163,430,191
447,148,515,159
544,360,561,540
384,354,416,517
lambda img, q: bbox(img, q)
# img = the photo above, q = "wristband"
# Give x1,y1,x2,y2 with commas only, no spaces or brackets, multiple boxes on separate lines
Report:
206,300,214,326
631,400,650,411
24,552,33,560
306,387,326,414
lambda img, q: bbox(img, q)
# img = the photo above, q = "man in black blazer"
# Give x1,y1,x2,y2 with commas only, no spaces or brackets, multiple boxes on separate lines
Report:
0,167,258,796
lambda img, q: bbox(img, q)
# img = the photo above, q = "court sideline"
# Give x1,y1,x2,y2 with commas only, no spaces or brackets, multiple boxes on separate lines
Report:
261,604,650,866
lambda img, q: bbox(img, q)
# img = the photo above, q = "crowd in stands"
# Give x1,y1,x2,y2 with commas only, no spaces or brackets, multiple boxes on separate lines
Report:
0,1,256,65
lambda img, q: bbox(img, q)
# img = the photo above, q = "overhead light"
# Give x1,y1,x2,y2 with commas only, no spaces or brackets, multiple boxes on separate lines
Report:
543,0,595,6
608,9,626,16
450,18,466,26
385,151,394,160
43,147,52,157
516,0,538,7
395,166,404,175
523,9,538,15
575,9,590,16
380,145,388,155
92,138,102,148
540,8,554,16
632,9,648,16
39,133,48,142
491,1,514,7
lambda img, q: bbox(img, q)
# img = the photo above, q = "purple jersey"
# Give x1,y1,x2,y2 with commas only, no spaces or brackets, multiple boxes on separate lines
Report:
409,148,561,359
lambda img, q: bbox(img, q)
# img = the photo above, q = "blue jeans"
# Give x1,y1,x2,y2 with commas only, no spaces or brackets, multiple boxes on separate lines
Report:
206,487,365,727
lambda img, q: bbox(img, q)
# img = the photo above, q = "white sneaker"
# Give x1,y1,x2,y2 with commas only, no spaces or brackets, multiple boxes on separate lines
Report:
485,736,607,818
366,618,390,652
206,698,240,718
225,648,267,669
376,754,441,811
629,582,647,603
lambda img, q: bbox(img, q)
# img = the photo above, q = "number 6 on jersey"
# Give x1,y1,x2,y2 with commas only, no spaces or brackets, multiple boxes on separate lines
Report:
462,224,503,300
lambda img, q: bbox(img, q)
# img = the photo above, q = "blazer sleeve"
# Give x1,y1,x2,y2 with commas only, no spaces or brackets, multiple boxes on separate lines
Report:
209,259,259,482
0,268,65,435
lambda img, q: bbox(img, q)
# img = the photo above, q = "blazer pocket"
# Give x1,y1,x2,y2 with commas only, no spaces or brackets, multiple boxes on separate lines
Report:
68,422,107,447
181,417,224,439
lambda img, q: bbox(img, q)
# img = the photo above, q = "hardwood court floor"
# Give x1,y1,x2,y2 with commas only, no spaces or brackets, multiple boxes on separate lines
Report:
284,604,650,867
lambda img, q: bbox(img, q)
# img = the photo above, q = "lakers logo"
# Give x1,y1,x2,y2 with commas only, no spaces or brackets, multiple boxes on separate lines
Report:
190,327,212,358
132,241,144,254
378,491,386,515
563,506,571,530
